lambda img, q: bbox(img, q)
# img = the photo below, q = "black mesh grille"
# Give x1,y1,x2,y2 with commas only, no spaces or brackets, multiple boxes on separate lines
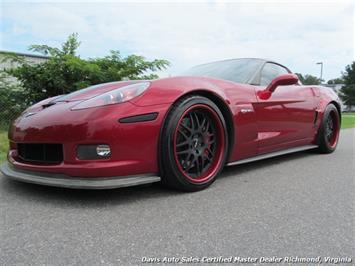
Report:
17,143,63,164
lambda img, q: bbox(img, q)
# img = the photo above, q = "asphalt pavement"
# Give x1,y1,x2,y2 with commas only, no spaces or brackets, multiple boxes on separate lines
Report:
0,129,354,265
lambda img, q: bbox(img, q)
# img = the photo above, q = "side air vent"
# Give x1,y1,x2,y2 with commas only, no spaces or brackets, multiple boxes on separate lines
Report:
313,111,319,126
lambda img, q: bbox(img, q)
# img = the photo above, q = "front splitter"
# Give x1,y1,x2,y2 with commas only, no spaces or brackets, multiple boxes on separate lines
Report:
0,162,161,189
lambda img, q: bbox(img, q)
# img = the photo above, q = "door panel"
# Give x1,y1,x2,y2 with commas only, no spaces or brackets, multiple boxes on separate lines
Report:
224,85,259,162
254,85,316,154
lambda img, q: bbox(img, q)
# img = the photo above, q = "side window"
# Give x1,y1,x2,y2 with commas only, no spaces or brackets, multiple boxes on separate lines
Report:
260,63,289,86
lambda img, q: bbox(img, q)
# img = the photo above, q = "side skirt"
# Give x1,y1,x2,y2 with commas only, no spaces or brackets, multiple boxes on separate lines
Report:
227,145,318,166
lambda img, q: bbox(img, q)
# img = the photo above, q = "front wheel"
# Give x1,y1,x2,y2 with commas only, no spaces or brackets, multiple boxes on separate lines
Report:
317,104,340,153
160,96,228,191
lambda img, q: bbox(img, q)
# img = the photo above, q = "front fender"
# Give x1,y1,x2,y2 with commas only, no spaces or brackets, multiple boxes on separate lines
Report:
130,76,231,107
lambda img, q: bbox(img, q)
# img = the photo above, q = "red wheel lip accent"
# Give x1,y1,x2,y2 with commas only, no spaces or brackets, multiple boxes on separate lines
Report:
173,104,226,184
327,110,340,148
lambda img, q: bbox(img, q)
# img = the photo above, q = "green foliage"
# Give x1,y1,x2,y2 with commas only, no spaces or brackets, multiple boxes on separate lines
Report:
342,113,355,129
89,51,169,81
295,73,322,85
0,129,8,163
0,51,26,65
29,33,81,57
5,33,170,103
327,77,344,85
339,85,355,110
0,72,27,127
342,62,355,85
339,62,355,110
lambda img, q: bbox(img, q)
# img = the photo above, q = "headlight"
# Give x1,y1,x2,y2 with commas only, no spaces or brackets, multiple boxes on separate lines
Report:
71,82,150,110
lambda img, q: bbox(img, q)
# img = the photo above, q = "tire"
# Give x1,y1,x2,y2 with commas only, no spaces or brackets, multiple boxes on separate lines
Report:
160,95,228,191
317,103,340,153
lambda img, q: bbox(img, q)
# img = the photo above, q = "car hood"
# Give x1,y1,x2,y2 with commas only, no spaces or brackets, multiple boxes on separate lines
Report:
51,80,145,102
20,80,147,115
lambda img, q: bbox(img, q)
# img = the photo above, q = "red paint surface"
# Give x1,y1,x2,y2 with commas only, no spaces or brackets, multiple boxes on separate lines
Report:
8,75,340,178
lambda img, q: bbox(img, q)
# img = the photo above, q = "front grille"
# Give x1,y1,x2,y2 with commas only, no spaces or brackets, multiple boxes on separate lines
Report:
17,143,63,164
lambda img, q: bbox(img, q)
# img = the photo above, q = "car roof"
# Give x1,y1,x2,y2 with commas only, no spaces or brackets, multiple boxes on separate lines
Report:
192,58,289,71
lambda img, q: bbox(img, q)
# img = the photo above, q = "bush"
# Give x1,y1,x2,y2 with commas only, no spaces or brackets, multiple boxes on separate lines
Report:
4,33,170,104
0,72,27,129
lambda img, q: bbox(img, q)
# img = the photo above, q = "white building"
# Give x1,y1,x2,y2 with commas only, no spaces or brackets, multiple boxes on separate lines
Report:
0,50,50,83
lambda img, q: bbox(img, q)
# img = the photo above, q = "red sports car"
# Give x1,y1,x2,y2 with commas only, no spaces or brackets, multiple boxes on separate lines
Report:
1,58,341,191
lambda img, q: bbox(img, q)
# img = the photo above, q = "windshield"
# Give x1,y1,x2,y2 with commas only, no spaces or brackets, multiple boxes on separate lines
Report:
182,58,264,84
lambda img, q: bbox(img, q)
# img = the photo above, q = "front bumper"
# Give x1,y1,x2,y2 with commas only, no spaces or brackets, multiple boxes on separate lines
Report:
9,101,171,177
1,162,161,189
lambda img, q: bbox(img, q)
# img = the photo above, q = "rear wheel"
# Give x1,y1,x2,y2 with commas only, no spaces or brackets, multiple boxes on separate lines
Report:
317,104,340,153
160,95,228,191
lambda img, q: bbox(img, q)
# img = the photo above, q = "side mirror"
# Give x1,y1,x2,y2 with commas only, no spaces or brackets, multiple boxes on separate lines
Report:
257,74,299,100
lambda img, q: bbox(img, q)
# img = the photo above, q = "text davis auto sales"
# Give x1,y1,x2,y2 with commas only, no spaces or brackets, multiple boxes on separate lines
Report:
141,256,352,264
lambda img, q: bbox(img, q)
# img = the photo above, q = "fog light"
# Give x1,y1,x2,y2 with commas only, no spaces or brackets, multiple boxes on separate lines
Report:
96,145,111,157
77,144,111,160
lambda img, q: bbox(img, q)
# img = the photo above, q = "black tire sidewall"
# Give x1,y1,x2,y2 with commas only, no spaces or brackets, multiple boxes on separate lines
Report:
318,104,340,153
160,96,228,191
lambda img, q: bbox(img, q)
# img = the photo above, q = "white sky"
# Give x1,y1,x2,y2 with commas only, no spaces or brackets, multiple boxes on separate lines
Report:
1,0,354,81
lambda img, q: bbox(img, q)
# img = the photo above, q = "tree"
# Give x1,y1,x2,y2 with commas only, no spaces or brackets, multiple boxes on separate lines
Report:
327,77,344,85
342,62,355,85
295,73,322,85
29,33,81,57
339,85,355,110
4,33,170,103
339,62,355,110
